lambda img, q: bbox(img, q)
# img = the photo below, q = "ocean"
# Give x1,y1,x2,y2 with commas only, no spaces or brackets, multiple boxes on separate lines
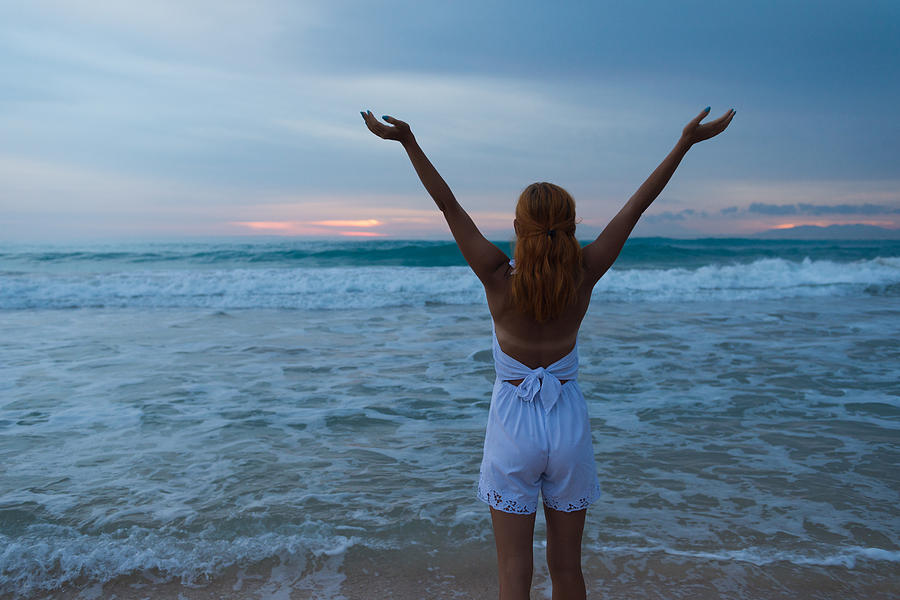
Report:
1,238,898,599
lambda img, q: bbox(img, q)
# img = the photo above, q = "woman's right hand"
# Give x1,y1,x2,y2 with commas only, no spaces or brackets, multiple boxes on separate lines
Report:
360,110,414,145
680,107,736,147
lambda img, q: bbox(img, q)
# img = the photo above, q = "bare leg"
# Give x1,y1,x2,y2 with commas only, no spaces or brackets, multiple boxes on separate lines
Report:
489,507,536,600
543,505,586,600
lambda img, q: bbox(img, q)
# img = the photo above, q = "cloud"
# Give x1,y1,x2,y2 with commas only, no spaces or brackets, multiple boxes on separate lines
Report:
747,202,900,216
0,155,220,208
796,203,900,215
8,1,323,61
229,221,387,237
327,73,640,153
747,203,798,215
631,196,900,238
641,208,708,223
686,179,900,206
277,118,372,145
309,219,381,227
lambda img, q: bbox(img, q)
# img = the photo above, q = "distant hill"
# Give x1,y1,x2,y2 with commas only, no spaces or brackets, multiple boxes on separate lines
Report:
753,224,900,240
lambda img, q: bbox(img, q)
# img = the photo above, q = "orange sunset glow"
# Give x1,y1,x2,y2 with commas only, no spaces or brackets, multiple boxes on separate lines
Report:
230,219,386,237
236,221,296,231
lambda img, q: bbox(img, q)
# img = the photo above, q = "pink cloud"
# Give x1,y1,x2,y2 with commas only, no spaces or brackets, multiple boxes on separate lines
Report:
309,219,382,227
229,219,389,237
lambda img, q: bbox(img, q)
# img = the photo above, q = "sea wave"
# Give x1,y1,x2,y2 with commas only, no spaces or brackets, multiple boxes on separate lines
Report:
2,238,898,271
597,256,900,302
0,241,471,269
0,266,483,309
0,524,358,597
1,256,899,310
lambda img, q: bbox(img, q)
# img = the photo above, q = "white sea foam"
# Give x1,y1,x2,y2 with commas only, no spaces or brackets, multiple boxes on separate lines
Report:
0,524,360,597
587,541,900,569
1,256,898,309
597,256,900,302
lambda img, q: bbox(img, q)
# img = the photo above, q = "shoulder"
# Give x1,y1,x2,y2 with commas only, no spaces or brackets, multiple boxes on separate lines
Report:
486,260,514,289
482,260,515,312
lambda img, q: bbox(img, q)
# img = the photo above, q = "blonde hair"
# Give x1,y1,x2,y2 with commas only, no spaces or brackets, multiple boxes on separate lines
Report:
510,182,583,322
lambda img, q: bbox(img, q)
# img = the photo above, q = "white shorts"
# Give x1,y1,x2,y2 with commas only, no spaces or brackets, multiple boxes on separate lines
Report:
477,378,601,514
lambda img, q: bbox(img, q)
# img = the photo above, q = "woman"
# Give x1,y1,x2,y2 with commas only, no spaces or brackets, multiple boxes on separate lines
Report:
362,106,735,599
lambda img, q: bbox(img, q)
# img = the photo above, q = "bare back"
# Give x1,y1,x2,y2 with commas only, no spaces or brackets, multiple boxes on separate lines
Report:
483,261,596,369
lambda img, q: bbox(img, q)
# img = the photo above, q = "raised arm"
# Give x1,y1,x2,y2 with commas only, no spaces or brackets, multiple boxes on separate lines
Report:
361,110,508,284
582,107,736,284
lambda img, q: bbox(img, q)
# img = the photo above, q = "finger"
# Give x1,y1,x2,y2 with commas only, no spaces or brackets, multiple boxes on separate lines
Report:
714,109,733,122
705,110,734,133
717,109,736,130
365,111,388,130
383,115,408,129
709,111,736,136
362,110,378,129
362,114,389,138
690,106,711,127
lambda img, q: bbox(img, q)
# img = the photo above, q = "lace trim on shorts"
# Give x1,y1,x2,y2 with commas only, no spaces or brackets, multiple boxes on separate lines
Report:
477,482,536,514
477,481,602,514
541,482,602,512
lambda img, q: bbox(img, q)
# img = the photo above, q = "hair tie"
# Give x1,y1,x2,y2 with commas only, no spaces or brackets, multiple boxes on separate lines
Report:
547,229,556,239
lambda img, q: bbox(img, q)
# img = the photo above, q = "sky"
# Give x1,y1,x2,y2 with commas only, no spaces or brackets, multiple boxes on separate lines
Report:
1,0,898,241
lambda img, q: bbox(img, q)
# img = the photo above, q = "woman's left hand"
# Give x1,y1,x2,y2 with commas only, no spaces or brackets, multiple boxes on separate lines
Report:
680,107,736,148
360,110,414,145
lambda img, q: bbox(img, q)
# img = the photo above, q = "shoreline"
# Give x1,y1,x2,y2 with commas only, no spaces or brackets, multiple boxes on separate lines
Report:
28,543,900,600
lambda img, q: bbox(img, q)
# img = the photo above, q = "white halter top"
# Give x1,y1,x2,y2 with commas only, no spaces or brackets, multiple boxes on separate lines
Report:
491,327,579,415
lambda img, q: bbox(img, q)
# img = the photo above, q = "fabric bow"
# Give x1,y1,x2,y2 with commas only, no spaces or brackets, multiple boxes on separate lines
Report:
491,326,578,415
515,367,563,413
